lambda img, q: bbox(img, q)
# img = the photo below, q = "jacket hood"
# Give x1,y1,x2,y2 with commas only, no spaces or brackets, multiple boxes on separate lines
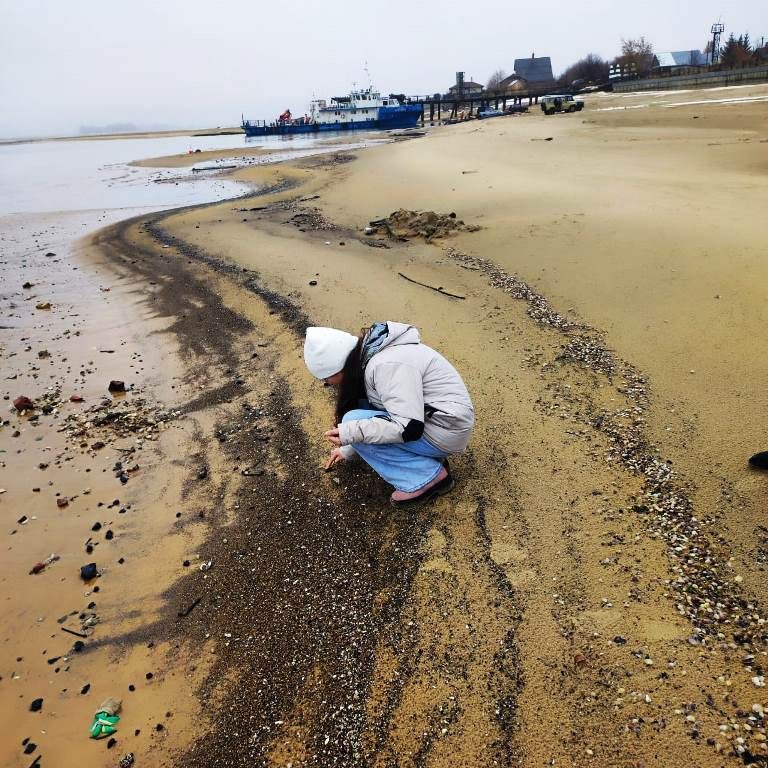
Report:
360,321,420,369
380,321,420,349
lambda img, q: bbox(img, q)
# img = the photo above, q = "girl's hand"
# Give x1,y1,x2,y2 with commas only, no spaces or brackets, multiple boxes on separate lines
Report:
324,427,342,447
325,447,345,471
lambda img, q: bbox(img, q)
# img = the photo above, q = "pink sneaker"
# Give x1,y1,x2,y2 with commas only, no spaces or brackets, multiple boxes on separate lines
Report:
390,465,454,508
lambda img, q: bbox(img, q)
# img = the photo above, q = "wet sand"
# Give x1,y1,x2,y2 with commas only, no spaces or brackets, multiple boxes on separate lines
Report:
131,146,278,169
0,210,228,767
2,83,767,767
132,131,388,168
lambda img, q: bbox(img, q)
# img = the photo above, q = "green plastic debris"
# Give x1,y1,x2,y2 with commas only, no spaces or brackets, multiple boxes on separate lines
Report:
89,697,122,739
89,712,120,739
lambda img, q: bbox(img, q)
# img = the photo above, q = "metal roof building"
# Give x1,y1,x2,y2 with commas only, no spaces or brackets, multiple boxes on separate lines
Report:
513,56,555,82
654,50,708,68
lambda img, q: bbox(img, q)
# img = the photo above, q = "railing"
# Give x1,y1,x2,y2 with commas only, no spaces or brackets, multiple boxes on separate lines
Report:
613,65,768,92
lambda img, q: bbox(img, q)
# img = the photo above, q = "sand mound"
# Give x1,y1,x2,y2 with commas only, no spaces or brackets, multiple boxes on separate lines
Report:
366,209,479,242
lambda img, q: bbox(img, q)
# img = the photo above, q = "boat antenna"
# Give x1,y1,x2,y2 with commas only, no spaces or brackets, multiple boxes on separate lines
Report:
364,61,372,88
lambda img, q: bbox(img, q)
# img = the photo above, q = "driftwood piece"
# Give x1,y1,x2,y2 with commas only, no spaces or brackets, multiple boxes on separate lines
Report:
191,164,237,172
397,272,466,300
61,627,88,639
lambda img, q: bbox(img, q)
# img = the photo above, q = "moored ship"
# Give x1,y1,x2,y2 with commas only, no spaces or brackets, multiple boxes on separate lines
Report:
242,86,422,136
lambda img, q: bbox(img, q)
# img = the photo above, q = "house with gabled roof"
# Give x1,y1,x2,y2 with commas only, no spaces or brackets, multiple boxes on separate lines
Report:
447,80,484,95
495,55,556,93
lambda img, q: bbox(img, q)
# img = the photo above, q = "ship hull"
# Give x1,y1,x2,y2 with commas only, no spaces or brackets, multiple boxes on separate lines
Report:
242,104,421,137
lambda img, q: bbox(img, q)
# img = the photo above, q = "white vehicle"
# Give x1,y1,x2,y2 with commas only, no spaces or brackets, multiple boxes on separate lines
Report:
540,94,584,115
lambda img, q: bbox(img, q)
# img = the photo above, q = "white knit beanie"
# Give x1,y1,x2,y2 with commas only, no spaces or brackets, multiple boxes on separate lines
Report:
303,327,359,380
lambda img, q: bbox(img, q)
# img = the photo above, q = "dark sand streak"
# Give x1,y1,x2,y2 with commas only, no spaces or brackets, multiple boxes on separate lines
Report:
91,204,527,767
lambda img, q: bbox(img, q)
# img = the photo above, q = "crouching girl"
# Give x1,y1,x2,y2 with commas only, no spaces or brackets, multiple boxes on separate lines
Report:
303,321,474,507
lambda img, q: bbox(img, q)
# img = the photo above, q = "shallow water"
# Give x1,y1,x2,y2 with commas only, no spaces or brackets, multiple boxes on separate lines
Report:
0,132,380,216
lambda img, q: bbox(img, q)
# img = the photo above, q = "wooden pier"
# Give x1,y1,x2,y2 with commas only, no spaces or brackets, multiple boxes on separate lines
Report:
399,87,552,124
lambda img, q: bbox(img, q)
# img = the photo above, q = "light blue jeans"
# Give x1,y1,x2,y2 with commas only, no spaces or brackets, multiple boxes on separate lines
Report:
341,408,450,492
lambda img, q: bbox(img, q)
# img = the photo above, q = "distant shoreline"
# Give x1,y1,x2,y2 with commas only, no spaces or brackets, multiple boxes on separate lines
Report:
0,125,243,146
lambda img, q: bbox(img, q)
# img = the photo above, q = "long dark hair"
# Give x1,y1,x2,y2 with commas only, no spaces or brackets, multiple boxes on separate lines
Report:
334,330,367,424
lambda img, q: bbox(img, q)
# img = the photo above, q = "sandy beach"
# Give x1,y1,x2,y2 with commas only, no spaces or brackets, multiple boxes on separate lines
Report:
2,83,767,767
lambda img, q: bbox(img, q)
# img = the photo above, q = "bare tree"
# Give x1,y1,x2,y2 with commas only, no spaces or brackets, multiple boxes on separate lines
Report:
486,69,507,92
615,36,655,75
558,54,610,88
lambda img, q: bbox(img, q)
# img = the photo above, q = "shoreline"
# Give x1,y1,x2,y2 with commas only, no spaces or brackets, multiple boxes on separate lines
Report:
3,84,767,766
91,193,518,766
91,188,528,765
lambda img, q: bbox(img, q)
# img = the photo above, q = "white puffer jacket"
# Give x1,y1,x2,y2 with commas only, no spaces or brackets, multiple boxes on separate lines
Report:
338,322,474,454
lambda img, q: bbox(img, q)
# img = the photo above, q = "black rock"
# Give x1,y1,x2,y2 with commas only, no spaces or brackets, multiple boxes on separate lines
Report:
105,530,114,541
29,698,43,712
24,742,37,755
196,468,208,480
80,563,98,580
73,641,85,653
308,280,318,286
91,522,102,532
749,451,768,470
80,683,90,694
107,737,117,749
108,380,126,393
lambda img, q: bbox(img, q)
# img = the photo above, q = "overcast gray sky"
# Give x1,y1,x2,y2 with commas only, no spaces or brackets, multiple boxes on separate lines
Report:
1,0,765,138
